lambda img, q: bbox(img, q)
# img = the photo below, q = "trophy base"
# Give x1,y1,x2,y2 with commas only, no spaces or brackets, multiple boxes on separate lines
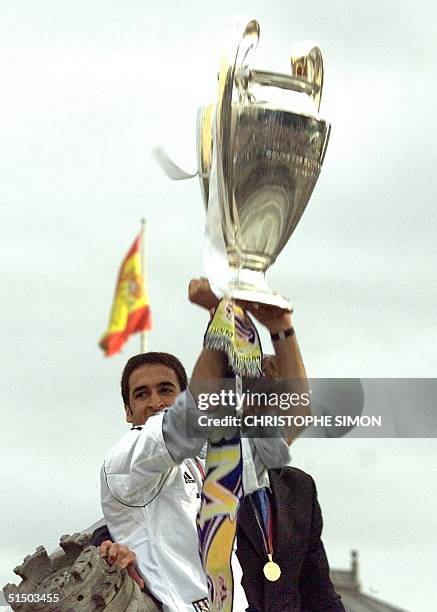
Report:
226,268,292,311
228,286,292,311
228,285,293,312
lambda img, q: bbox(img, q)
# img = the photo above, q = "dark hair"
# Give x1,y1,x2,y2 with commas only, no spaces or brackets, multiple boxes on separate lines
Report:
121,352,187,406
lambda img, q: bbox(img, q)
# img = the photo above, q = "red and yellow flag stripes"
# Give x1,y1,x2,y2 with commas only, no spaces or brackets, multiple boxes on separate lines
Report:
99,234,151,356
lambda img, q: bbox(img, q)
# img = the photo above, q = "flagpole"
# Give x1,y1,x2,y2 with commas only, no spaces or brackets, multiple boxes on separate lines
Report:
140,217,148,354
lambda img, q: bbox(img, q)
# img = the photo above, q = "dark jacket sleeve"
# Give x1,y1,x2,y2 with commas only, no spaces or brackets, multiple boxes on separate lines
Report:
90,524,112,547
298,477,345,611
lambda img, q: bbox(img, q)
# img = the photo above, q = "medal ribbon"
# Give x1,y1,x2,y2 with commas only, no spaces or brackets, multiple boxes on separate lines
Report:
251,488,281,581
251,488,273,559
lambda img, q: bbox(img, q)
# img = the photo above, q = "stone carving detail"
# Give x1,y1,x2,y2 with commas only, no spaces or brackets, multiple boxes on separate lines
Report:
4,533,159,611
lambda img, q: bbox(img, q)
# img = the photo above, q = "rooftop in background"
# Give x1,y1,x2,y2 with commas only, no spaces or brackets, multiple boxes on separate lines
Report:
331,551,407,612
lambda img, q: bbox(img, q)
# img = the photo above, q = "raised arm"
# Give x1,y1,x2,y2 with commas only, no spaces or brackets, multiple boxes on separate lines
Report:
242,302,310,444
189,278,310,444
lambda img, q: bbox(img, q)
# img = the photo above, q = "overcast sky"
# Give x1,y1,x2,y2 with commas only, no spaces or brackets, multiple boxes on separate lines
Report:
1,2,436,611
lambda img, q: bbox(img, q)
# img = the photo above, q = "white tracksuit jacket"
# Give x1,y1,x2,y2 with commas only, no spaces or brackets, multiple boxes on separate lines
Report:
101,392,290,612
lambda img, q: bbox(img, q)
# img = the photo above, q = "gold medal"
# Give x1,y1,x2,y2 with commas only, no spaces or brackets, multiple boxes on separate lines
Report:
263,554,281,581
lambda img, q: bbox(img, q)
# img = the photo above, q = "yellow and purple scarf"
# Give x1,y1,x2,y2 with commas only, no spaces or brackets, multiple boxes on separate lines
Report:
198,299,262,611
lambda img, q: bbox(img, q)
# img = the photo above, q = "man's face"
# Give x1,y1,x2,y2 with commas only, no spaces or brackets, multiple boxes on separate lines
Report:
125,363,182,426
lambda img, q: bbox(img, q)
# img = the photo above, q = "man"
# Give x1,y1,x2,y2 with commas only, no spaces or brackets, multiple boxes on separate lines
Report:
100,352,209,611
99,280,343,610
189,279,345,611
100,338,291,611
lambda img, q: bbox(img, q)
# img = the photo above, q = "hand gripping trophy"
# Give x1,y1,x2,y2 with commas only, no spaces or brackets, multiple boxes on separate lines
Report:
198,19,331,310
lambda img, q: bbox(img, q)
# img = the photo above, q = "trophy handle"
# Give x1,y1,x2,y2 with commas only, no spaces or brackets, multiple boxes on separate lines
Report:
290,45,324,112
215,20,260,247
196,104,214,208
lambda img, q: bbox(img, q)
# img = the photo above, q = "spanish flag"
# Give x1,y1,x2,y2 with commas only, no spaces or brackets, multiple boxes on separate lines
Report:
99,233,151,356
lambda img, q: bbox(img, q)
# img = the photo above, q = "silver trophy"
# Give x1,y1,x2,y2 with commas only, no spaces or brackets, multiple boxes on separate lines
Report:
198,19,331,310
